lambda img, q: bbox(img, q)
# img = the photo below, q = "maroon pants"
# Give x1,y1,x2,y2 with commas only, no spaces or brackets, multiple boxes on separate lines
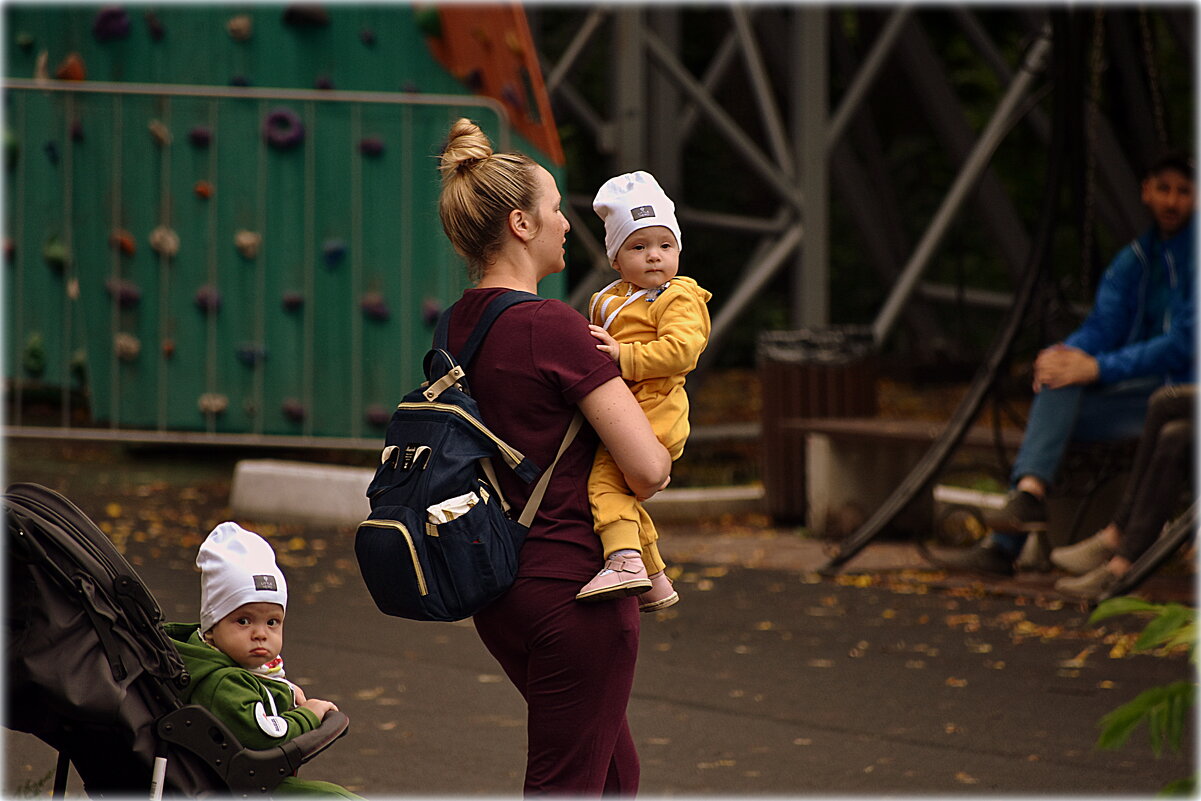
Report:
473,577,641,796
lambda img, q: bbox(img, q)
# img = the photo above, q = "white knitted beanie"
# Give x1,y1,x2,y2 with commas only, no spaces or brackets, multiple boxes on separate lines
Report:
592,171,682,262
197,522,288,633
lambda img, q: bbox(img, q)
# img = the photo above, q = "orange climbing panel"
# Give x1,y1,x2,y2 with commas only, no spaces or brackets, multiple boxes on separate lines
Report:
423,4,565,165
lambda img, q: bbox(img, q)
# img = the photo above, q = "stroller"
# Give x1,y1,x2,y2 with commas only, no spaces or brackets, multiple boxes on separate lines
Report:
5,482,350,798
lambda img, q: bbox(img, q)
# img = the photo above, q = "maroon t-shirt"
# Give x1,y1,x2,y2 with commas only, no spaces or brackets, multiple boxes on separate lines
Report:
447,288,621,581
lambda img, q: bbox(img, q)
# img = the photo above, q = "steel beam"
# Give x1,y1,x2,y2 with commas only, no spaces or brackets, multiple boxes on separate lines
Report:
873,25,1053,345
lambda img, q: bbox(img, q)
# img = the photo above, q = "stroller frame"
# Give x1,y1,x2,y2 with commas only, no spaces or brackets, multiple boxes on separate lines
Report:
5,482,348,798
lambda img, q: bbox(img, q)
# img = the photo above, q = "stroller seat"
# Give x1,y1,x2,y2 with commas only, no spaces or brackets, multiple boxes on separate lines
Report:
4,482,348,798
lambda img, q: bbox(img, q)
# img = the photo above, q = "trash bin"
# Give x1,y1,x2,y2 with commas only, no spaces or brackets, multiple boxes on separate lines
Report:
757,327,878,524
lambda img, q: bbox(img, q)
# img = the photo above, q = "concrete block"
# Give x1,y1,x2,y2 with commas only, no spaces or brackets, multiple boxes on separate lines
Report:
230,459,373,526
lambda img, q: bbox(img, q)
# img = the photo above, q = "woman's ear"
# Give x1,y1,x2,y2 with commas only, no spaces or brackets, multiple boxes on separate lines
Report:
509,208,532,242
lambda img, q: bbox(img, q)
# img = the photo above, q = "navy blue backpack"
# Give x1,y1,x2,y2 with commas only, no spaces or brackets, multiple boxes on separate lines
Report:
355,291,581,622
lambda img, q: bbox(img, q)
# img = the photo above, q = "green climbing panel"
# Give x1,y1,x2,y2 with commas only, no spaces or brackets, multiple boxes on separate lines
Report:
4,5,565,438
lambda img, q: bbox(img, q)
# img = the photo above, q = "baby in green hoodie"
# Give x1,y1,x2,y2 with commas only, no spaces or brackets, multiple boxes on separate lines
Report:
166,521,360,798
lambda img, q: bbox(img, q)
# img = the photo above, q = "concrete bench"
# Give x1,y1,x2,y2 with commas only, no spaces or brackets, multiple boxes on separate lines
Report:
779,416,1128,544
229,458,764,527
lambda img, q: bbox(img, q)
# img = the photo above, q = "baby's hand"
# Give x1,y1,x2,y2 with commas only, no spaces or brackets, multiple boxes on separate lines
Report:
588,325,620,363
302,698,339,719
292,685,308,705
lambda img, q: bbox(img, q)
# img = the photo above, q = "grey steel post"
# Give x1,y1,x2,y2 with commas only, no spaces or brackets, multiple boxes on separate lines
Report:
796,6,828,327
614,7,647,170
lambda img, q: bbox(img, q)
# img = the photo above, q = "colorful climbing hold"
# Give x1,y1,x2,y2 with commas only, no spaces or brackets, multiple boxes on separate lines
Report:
162,338,176,359
194,285,221,314
149,226,180,258
358,137,384,157
55,52,86,81
421,297,442,327
114,332,141,362
148,119,171,146
227,14,253,41
188,126,212,148
198,392,228,414
193,180,214,199
92,7,131,42
110,229,136,255
322,238,347,268
105,277,141,309
5,128,18,171
235,343,268,367
365,404,391,427
414,6,442,38
262,107,305,150
282,5,330,27
360,291,390,321
281,290,304,312
43,238,70,272
234,230,262,259
281,398,306,423
144,11,165,41
360,27,376,46
22,333,45,377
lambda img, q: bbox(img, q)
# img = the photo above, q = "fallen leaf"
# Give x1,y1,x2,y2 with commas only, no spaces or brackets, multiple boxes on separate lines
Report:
944,677,968,687
955,771,979,784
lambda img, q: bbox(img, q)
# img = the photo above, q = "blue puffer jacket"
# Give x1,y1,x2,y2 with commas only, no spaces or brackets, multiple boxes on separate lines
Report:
1064,216,1196,385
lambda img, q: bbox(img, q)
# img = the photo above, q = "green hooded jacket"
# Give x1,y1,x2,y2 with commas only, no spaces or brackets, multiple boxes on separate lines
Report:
165,622,321,751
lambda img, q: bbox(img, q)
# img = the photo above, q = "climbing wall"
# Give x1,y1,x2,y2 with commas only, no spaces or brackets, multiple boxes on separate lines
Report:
4,4,564,439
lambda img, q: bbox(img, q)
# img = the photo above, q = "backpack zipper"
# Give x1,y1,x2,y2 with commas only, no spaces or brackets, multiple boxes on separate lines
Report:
394,401,527,470
358,520,428,596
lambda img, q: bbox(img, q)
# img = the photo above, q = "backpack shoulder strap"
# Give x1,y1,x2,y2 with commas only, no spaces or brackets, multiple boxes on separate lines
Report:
433,290,542,367
517,412,584,528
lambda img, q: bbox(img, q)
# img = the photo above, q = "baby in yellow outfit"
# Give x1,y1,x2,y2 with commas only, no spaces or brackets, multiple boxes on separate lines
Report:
577,171,712,610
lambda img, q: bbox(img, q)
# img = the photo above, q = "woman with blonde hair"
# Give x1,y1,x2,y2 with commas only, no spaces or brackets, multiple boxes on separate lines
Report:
436,118,670,795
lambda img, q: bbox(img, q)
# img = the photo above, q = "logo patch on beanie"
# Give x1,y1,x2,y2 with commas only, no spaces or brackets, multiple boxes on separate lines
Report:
630,205,655,220
253,574,278,591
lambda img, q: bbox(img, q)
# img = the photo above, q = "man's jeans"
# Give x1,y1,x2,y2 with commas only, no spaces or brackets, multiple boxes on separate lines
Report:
991,378,1160,557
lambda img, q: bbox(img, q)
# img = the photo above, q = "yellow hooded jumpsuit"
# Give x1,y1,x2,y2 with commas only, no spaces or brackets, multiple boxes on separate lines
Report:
587,275,712,574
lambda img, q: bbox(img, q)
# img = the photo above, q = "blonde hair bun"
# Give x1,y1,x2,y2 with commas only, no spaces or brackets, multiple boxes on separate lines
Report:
439,118,493,179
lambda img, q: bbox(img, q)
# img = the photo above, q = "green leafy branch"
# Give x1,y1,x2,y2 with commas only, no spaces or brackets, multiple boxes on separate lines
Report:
1089,597,1196,795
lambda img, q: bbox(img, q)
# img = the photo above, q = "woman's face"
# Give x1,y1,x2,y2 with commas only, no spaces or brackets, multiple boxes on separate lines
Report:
526,166,571,276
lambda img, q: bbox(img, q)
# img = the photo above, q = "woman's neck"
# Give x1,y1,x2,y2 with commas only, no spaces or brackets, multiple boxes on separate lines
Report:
476,260,540,293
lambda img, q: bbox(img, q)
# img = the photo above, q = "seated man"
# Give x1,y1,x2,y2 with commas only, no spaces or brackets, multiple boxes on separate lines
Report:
946,151,1195,576
1052,383,1195,599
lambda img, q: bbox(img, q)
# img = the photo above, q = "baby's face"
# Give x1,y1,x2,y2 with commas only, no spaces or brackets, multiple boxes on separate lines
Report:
613,226,680,290
208,602,285,669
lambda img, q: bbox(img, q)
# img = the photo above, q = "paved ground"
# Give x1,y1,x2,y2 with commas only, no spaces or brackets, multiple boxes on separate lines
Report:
3,437,1195,797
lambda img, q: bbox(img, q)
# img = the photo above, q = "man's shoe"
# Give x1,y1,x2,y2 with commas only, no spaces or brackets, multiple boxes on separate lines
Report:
939,541,1016,576
639,571,679,613
576,553,652,601
1050,532,1114,576
1015,531,1053,573
984,490,1048,533
1055,565,1118,600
